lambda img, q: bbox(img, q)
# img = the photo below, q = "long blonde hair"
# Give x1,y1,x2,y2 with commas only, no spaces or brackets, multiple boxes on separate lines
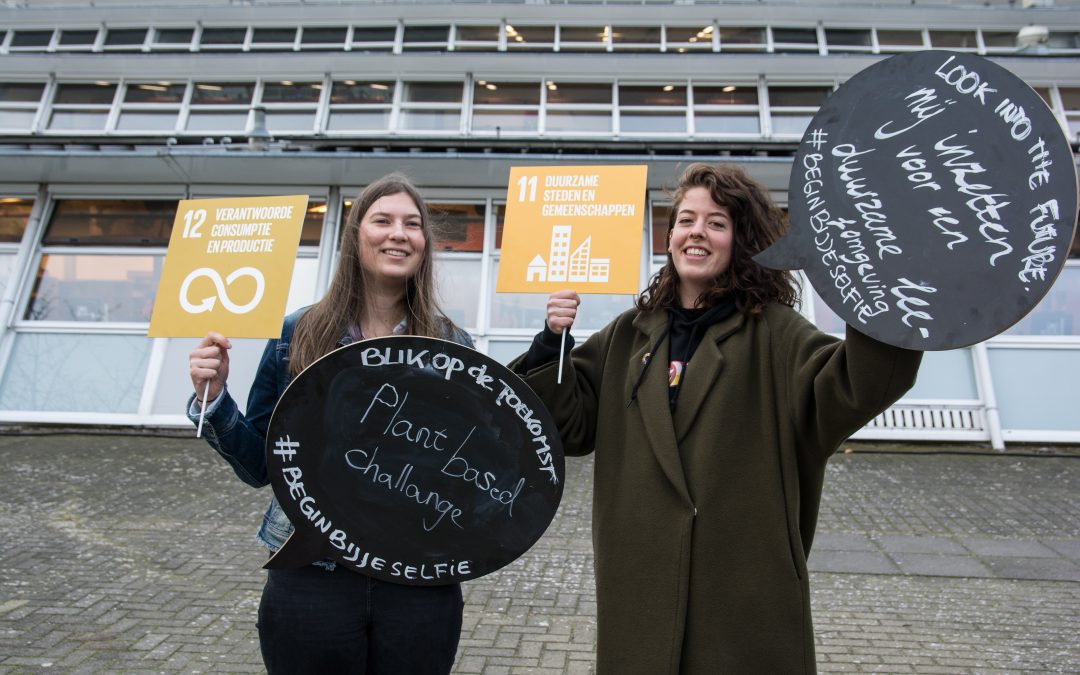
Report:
289,173,450,376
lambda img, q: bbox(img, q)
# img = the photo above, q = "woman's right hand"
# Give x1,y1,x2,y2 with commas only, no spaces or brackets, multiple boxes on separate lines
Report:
189,332,232,403
546,290,580,335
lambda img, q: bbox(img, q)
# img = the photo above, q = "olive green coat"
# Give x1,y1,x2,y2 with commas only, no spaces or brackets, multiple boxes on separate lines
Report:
511,304,921,674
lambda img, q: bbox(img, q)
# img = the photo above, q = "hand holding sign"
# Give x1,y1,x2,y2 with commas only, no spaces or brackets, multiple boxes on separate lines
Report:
265,336,564,584
151,194,308,434
755,51,1078,350
498,165,647,380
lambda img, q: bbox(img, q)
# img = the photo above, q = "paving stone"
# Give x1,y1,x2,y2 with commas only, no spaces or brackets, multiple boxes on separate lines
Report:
1,434,1078,674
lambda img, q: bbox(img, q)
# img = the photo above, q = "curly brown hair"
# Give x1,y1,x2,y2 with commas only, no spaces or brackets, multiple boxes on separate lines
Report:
637,163,798,315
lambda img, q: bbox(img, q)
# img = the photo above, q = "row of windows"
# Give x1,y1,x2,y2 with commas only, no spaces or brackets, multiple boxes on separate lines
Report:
1,195,1078,337
3,22,1079,55
3,78,1079,140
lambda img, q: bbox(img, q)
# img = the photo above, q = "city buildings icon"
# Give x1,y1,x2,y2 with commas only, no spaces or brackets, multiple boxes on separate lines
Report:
526,225,610,283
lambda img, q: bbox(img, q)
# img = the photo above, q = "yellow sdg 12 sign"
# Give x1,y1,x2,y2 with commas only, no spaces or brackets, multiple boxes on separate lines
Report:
148,194,309,338
497,165,647,295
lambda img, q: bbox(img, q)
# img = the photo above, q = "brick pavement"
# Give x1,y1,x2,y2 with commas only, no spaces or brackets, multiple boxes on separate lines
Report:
0,433,1076,673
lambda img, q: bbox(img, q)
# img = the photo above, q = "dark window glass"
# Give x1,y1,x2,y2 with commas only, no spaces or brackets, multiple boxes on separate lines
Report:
301,27,347,44
402,82,463,104
201,28,247,45
58,30,97,46
666,25,714,45
1059,87,1080,109
262,82,322,104
546,82,611,104
877,29,923,46
12,30,52,48
825,29,872,48
251,28,296,44
0,83,46,103
473,82,540,106
982,31,1016,48
353,27,396,42
773,28,817,44
43,199,178,246
719,27,764,45
651,202,670,255
0,198,34,243
403,25,449,43
124,83,186,104
612,26,660,44
930,30,977,49
1048,31,1080,49
695,85,758,106
54,83,116,105
104,29,147,46
505,24,553,46
192,83,254,105
331,81,394,104
156,28,194,44
769,86,830,107
430,203,485,252
559,26,607,43
455,26,498,42
620,85,686,107
301,201,324,246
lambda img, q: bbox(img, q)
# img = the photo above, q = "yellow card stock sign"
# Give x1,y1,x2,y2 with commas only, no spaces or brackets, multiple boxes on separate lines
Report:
497,165,647,294
148,195,308,338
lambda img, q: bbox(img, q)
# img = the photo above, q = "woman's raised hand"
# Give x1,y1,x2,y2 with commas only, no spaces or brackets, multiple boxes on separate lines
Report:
189,332,232,403
546,290,580,335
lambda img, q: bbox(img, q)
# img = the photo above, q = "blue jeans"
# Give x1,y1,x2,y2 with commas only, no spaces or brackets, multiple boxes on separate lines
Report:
257,566,463,674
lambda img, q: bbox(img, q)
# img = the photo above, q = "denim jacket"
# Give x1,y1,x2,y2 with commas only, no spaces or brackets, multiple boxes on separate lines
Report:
187,306,474,553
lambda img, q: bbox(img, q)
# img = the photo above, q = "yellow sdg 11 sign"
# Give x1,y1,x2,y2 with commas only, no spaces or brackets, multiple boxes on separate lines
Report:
148,194,309,338
497,165,648,295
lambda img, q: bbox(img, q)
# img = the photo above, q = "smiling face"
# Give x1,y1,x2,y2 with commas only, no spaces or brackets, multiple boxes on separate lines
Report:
668,186,735,309
357,192,427,290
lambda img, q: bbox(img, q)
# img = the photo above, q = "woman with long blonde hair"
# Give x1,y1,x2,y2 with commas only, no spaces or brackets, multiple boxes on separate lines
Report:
188,173,469,674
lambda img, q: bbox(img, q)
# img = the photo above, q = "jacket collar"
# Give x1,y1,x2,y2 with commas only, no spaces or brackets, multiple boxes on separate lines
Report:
628,308,747,502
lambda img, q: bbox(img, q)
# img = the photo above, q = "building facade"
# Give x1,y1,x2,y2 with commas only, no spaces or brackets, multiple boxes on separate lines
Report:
0,0,1078,445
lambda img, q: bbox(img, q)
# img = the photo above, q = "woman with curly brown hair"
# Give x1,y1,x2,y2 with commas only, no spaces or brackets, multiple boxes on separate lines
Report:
511,163,922,674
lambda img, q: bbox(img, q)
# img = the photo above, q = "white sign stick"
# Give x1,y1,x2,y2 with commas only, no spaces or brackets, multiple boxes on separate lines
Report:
196,380,210,438
557,329,567,384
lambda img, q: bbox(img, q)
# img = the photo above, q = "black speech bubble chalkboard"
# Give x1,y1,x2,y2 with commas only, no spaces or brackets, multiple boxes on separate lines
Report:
263,336,564,585
755,50,1078,350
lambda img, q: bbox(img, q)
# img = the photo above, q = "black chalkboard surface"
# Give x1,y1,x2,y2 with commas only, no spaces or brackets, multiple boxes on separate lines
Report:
263,336,564,585
755,50,1078,350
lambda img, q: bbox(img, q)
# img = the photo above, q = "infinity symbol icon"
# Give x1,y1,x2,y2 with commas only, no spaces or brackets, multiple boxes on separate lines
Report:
179,267,266,315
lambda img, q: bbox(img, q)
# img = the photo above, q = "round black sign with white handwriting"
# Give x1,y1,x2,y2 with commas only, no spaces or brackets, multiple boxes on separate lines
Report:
264,336,564,585
755,50,1078,350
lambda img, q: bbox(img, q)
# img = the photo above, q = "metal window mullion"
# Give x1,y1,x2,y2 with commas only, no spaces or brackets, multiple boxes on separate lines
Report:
31,76,57,134
344,25,354,52
138,336,169,416
242,26,253,52
105,79,125,132
393,21,403,55
389,79,403,132
315,185,341,300
817,23,827,56
759,76,771,139
0,185,48,332
612,81,620,136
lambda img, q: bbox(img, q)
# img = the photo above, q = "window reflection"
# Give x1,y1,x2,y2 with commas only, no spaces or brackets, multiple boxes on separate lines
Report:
430,203,485,252
44,199,177,246
24,254,163,322
1005,265,1080,336
0,198,34,243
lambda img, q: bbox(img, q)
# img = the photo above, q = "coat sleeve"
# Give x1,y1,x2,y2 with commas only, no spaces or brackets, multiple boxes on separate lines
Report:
508,318,618,457
776,310,923,461
187,337,280,488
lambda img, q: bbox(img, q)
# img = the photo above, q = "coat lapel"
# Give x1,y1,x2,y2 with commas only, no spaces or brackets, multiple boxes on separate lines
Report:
672,312,745,442
631,311,691,505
